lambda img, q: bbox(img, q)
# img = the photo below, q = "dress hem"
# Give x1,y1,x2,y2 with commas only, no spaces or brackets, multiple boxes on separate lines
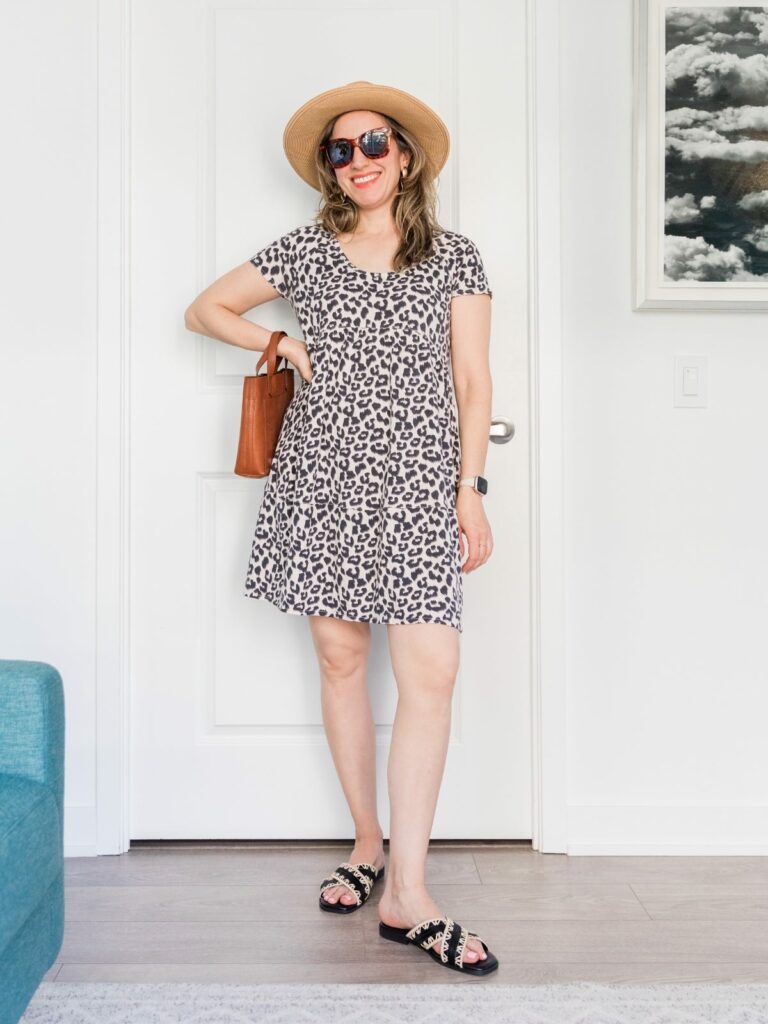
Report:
243,589,462,633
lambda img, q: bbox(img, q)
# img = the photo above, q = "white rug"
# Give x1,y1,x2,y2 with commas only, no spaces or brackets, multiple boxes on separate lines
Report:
18,981,768,1023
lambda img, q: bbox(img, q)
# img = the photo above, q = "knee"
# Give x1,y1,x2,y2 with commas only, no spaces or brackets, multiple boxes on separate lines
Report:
311,621,370,683
317,642,365,682
403,647,459,701
420,652,458,699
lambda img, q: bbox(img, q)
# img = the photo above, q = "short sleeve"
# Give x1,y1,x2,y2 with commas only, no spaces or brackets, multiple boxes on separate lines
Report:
451,236,493,299
249,232,295,302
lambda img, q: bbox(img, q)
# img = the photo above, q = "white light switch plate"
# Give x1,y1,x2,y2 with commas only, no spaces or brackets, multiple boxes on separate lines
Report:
674,355,708,408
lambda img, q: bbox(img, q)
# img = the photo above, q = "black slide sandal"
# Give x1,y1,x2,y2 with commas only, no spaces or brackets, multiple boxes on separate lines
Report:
319,861,385,914
379,916,499,975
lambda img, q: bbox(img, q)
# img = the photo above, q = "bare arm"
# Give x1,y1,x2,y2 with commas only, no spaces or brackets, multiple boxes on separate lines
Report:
450,292,493,572
183,261,313,381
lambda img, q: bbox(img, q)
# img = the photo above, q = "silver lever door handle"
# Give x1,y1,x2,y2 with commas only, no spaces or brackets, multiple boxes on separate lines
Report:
489,416,514,445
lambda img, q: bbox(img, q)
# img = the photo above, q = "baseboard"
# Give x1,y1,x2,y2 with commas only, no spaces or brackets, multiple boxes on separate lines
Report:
567,803,768,854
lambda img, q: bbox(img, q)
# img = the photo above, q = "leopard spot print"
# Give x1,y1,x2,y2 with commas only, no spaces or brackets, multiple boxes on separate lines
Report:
243,223,493,633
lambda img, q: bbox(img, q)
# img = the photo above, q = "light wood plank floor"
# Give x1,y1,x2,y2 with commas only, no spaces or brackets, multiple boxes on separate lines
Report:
45,842,768,984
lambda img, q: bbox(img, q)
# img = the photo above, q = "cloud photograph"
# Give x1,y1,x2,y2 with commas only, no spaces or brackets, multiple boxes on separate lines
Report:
665,5,768,280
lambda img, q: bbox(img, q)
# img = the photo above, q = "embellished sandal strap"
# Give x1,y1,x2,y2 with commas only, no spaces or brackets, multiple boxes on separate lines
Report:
349,862,378,885
405,917,448,950
319,870,362,905
442,919,467,967
433,917,455,963
319,861,382,906
319,872,346,891
404,916,482,969
336,863,374,899
456,925,486,968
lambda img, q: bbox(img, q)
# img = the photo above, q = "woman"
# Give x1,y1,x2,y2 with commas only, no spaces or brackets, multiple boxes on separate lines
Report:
184,80,497,976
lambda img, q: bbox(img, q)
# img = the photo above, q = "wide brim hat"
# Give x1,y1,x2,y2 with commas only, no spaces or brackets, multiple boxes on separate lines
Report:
283,80,450,192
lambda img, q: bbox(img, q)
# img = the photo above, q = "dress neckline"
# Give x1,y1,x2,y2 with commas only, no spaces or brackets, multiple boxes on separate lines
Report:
324,228,406,278
323,226,454,280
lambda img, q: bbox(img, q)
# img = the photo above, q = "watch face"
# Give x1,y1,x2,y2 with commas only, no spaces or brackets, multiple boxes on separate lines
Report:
476,476,488,495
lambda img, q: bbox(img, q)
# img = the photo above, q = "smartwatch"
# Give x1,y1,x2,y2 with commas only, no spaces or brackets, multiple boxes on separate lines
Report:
458,475,488,496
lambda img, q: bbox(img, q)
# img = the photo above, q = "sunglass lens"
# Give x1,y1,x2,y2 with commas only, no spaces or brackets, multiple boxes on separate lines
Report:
361,130,389,157
327,140,353,167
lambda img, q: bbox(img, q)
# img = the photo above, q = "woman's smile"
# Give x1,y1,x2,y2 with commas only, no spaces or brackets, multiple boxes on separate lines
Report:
351,171,382,188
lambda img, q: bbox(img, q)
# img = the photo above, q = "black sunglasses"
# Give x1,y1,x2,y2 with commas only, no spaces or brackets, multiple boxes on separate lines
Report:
320,125,395,169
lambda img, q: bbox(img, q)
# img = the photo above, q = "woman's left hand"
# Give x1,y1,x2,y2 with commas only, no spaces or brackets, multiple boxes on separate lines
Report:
456,488,493,573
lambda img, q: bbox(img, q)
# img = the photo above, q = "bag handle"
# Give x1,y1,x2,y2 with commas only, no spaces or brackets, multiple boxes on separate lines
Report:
255,329,289,398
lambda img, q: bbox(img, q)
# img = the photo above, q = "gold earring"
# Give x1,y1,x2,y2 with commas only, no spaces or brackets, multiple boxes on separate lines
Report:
396,168,408,195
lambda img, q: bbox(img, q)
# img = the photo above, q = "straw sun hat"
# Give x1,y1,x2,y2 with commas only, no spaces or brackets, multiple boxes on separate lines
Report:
282,80,450,192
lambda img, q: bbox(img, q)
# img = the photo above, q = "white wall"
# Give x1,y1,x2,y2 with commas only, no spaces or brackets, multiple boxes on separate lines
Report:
3,0,764,857
561,0,768,853
0,3,99,853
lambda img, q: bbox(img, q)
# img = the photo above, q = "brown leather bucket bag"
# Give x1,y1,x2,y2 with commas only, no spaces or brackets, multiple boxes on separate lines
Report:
234,329,294,478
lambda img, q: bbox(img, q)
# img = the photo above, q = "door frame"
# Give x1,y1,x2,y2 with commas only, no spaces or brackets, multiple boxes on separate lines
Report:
94,0,567,855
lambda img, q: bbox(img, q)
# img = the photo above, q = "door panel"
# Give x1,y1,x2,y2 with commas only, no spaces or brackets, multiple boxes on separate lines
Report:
130,0,530,839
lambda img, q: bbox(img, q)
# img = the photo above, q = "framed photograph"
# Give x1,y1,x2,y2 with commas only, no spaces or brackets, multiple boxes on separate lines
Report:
633,1,768,309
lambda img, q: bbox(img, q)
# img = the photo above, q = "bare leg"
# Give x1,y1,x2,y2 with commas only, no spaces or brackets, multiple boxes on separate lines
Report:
377,622,486,963
309,615,385,905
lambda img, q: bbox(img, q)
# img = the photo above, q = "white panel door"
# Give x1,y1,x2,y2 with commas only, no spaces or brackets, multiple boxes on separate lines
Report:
130,0,530,838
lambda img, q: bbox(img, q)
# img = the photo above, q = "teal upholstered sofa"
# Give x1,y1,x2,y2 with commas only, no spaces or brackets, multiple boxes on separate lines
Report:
0,661,65,1024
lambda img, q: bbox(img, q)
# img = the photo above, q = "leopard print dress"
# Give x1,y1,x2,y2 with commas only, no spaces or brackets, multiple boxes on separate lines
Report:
243,222,492,633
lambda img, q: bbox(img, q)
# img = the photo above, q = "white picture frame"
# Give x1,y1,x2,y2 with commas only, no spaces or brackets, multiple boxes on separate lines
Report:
633,0,768,310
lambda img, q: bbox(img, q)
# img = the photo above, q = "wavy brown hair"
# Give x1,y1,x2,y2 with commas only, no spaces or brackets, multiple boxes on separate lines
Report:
312,110,447,272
